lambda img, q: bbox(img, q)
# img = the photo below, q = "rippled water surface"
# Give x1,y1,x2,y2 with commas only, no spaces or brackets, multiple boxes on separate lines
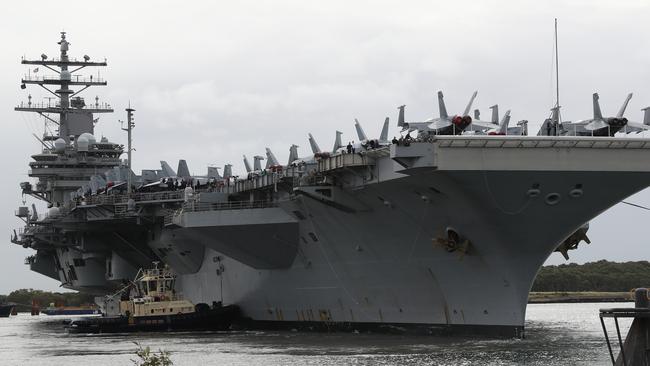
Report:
0,303,632,365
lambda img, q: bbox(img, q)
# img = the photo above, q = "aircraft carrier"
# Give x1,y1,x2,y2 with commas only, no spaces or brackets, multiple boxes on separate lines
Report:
11,33,650,337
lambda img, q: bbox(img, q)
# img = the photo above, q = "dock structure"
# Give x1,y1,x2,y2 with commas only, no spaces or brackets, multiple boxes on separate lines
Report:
599,288,650,366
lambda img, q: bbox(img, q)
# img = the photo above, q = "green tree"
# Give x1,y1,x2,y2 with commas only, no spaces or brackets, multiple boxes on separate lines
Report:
532,260,650,292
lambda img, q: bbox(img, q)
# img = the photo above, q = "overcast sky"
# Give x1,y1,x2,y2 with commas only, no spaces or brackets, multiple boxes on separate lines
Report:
1,0,649,293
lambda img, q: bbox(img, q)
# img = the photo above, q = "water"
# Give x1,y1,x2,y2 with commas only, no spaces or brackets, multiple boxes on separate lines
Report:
0,303,632,366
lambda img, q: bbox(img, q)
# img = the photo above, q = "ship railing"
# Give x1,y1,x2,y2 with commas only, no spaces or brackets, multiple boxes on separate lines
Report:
113,205,127,216
162,209,178,226
220,172,281,194
78,190,187,206
181,200,278,213
17,101,59,109
22,74,106,83
317,152,374,172
295,174,328,187
16,100,113,110
221,166,312,195
433,135,650,149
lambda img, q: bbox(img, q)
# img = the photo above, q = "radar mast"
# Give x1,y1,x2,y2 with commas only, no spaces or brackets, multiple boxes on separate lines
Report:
16,31,113,142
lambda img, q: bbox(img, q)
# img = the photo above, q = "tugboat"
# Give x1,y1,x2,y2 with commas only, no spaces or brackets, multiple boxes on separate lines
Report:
67,263,239,333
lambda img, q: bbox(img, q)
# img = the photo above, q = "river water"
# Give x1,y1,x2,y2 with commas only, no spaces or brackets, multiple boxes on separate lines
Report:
0,302,632,366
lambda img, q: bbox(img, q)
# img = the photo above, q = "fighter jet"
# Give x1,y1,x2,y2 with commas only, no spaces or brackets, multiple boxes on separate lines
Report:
471,110,511,135
619,107,650,134
573,93,631,136
509,120,528,136
398,91,496,135
288,132,334,167
140,160,220,191
349,117,390,150
540,93,634,136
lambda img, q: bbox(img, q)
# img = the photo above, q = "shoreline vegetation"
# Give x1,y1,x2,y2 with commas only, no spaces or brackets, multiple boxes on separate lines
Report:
1,260,648,309
528,291,632,303
0,289,95,312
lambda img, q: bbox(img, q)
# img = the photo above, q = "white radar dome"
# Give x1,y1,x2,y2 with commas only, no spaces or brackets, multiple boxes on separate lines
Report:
76,133,96,152
53,138,66,153
78,133,96,144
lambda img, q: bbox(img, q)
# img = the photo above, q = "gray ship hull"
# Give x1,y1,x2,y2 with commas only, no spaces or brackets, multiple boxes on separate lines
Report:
173,167,650,337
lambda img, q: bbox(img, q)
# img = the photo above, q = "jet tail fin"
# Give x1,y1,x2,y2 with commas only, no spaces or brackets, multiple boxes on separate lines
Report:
243,155,252,173
160,161,176,177
354,119,368,141
643,107,650,125
616,93,633,118
379,117,389,142
177,159,191,179
332,131,343,153
437,91,448,119
397,105,406,128
462,91,478,117
288,144,299,165
253,156,264,171
265,148,279,167
207,166,221,179
593,93,603,120
223,164,232,178
490,105,499,124
308,133,321,154
498,110,511,134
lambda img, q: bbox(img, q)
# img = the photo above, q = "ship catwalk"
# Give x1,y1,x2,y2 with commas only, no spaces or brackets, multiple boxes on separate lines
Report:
11,34,650,337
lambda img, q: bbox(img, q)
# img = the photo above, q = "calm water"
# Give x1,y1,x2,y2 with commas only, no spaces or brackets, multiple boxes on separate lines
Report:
0,303,632,366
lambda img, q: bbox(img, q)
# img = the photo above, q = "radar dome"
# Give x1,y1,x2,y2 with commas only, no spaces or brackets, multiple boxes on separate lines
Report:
48,207,60,217
76,133,96,152
78,133,96,144
53,138,66,153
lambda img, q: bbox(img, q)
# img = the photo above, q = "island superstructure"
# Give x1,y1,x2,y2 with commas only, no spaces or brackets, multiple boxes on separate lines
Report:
11,33,650,337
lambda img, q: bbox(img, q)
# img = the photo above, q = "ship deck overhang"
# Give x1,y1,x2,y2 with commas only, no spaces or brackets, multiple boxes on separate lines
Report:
391,136,650,173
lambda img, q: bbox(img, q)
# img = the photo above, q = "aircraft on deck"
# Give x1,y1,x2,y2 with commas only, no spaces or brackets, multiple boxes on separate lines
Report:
471,110,512,135
397,91,503,135
538,93,649,136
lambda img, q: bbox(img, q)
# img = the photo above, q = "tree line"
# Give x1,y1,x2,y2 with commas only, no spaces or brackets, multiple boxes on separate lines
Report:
532,260,650,292
0,288,95,310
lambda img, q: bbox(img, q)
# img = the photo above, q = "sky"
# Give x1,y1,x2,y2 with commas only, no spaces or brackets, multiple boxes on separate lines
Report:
0,0,649,293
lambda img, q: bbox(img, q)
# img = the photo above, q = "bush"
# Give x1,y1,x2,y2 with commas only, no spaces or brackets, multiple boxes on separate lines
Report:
131,342,173,366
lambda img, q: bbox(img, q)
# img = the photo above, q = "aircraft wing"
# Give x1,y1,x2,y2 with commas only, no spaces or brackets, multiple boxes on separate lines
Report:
465,119,498,132
622,121,650,134
403,122,431,132
427,119,451,130
141,179,166,188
